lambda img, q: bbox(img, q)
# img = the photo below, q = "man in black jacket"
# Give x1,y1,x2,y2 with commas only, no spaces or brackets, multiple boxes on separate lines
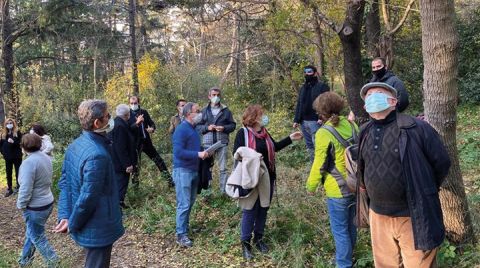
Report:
110,104,137,208
293,65,329,162
128,95,173,187
358,82,450,267
370,57,409,112
196,87,236,194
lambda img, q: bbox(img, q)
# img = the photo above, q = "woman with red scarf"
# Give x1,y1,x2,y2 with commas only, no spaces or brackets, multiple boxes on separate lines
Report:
233,104,302,260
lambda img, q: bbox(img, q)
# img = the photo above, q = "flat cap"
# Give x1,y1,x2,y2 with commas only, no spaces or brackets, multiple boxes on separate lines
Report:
360,82,397,100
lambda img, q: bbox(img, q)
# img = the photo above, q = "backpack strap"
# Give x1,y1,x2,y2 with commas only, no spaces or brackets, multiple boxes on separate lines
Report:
322,125,351,148
349,122,359,144
322,122,358,148
243,127,249,148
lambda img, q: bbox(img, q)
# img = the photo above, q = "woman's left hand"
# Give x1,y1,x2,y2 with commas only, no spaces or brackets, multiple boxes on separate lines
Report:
289,131,303,141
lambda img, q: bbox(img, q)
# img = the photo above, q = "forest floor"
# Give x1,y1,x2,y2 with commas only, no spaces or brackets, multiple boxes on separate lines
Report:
1,105,479,267
0,189,191,268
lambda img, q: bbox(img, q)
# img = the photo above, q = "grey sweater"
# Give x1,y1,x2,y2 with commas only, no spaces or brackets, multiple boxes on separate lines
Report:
17,151,54,209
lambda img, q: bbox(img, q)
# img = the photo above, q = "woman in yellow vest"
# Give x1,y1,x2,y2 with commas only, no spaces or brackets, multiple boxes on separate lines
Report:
306,92,358,268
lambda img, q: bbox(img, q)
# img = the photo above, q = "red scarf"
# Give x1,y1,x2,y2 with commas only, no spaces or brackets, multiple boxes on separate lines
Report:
246,127,275,171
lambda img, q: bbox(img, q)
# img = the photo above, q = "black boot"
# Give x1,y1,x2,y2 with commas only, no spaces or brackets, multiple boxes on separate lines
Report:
254,234,269,254
153,156,174,187
162,171,175,188
241,240,254,260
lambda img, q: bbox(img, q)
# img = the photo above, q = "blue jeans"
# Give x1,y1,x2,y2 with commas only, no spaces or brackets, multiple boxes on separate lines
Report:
174,168,199,236
300,120,321,162
19,206,58,267
327,196,357,268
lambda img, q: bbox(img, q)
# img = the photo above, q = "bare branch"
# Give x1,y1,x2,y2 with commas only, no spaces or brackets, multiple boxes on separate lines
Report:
300,0,339,33
388,0,416,35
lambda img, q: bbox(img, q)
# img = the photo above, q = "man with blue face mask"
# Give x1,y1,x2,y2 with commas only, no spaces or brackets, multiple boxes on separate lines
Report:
196,87,236,194
357,82,451,268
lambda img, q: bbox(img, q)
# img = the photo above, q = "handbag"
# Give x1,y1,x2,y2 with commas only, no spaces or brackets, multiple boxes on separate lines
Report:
354,184,370,228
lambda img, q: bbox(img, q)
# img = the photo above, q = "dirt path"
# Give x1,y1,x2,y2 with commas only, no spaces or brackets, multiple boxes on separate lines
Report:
0,187,189,268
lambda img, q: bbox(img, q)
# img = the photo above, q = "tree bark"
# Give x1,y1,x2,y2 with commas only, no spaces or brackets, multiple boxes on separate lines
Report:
420,0,474,244
365,0,381,58
129,0,139,95
219,17,239,88
313,17,325,77
339,0,368,122
1,0,14,122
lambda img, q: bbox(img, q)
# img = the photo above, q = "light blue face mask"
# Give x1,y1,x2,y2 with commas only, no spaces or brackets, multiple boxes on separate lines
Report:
365,92,392,113
261,115,269,127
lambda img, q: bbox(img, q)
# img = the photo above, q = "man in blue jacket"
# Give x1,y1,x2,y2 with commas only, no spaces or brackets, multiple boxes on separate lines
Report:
173,102,210,247
54,99,124,268
196,87,236,194
358,82,450,267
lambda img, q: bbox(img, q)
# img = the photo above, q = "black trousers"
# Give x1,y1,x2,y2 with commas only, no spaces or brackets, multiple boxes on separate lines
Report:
116,171,130,203
5,158,22,190
85,244,113,268
140,138,168,171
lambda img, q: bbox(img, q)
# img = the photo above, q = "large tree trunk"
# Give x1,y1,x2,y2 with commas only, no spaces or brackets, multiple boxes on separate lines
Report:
420,0,474,244
1,0,14,123
129,0,139,95
365,0,380,58
339,0,368,122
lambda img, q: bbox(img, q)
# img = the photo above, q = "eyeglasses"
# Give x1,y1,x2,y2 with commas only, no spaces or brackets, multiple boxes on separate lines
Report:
304,68,314,74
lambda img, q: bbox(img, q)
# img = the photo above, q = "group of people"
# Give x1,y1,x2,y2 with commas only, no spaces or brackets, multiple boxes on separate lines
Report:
4,57,452,268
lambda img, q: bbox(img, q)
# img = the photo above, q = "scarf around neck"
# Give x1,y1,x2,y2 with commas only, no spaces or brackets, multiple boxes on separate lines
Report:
246,127,275,171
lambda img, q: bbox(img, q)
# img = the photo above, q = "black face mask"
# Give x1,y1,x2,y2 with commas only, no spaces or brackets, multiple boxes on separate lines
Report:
304,75,318,83
372,67,386,78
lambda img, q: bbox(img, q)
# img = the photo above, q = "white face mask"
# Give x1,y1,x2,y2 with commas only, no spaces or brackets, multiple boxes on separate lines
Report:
130,104,139,111
94,118,115,133
192,113,203,125
29,129,35,134
210,96,220,105
6,123,13,130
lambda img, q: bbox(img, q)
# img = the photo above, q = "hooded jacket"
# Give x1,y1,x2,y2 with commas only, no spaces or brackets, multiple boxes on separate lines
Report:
226,147,271,210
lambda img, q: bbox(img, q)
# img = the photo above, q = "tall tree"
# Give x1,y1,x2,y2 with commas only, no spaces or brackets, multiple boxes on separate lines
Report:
129,0,139,95
302,0,368,122
365,0,380,58
420,0,474,244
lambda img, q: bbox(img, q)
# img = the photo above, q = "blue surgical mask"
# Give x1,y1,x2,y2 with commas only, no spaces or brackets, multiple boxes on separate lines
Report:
261,115,269,127
365,92,392,113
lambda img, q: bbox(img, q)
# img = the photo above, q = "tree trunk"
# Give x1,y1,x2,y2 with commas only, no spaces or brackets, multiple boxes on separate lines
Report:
313,17,325,77
1,0,14,122
420,0,474,245
234,20,241,88
339,0,369,122
129,0,139,95
219,17,238,88
138,3,149,58
365,0,380,58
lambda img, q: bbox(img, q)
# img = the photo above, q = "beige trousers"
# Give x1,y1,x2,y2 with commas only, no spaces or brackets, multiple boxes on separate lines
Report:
369,209,438,268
